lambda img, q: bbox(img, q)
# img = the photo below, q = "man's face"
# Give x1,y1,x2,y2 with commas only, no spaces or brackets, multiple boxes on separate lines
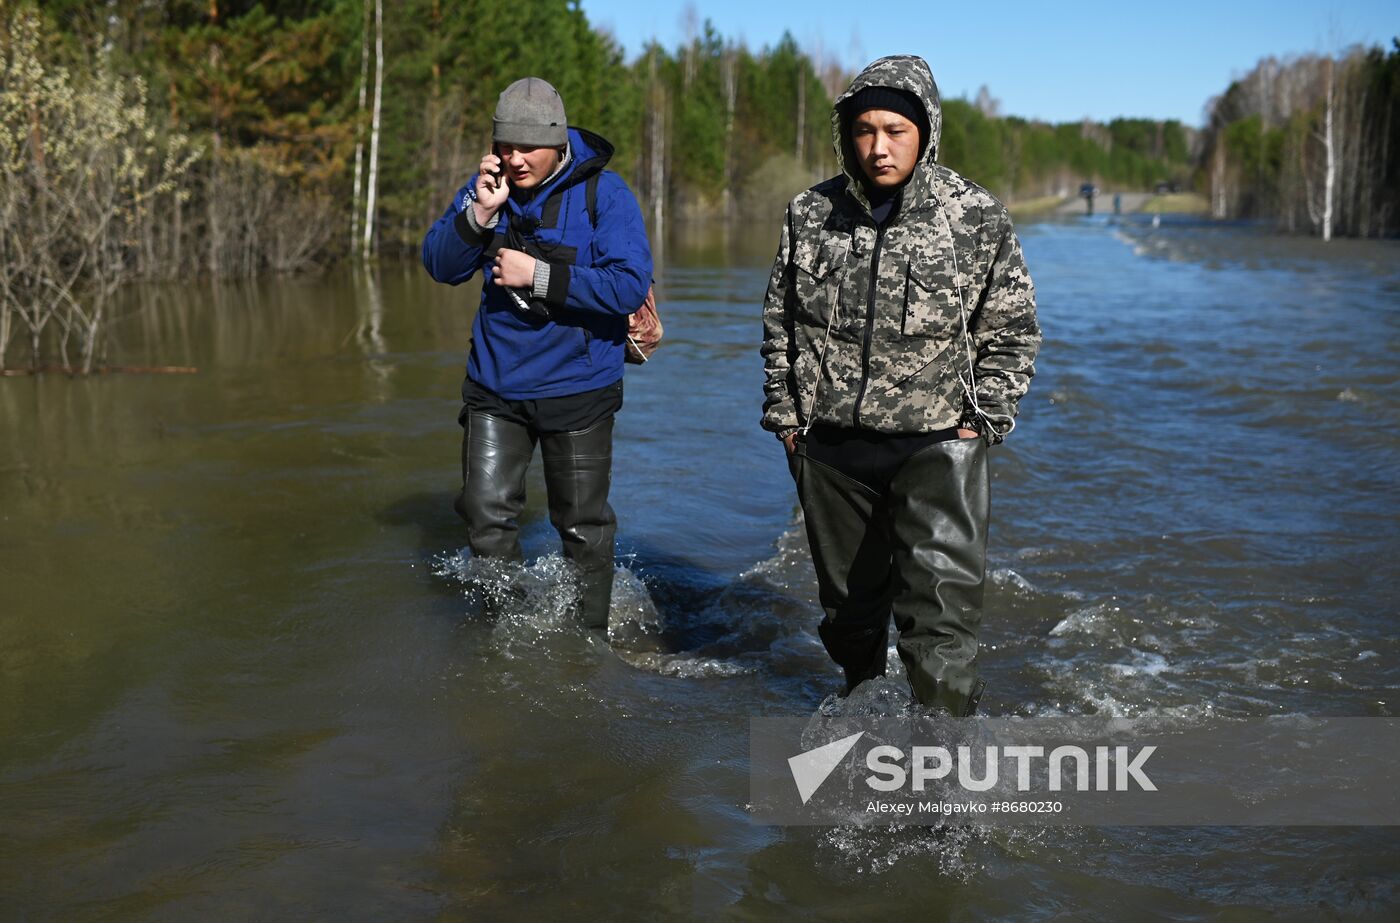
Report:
851,109,921,188
497,142,563,190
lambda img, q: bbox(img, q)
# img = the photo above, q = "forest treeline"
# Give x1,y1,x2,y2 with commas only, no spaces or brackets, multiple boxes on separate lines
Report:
1199,41,1400,239
3,0,1390,373
5,2,1192,265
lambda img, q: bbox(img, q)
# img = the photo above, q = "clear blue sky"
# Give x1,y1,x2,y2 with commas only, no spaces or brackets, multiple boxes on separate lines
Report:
580,0,1398,125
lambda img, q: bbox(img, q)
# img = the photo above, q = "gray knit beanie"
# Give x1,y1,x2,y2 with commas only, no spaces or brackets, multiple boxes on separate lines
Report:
492,77,568,147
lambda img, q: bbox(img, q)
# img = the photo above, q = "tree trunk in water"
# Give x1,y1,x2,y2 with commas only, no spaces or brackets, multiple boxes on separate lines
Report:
647,49,666,242
1322,56,1334,242
721,48,737,216
207,3,222,275
351,0,369,256
208,129,222,274
81,298,105,375
361,0,383,260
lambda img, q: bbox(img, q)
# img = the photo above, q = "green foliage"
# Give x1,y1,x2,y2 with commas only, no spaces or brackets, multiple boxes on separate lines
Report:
1199,42,1400,236
157,4,351,181
23,0,1209,270
0,2,199,371
938,100,1191,199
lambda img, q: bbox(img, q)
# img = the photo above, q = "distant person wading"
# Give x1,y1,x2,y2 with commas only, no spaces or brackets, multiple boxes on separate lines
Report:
760,55,1042,716
422,77,653,632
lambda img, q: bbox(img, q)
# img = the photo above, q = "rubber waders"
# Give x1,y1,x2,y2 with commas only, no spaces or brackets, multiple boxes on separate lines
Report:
793,436,989,717
458,413,617,631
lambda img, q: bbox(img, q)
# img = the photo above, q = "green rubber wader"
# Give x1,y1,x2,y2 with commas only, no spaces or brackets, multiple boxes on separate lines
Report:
457,412,616,630
792,436,989,716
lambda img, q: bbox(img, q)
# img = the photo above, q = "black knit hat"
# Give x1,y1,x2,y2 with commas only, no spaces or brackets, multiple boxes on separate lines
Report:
841,86,930,153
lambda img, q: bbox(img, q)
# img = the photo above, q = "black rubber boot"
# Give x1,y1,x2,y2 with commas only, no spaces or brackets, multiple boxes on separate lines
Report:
540,417,618,631
455,411,535,563
887,438,990,717
793,449,897,691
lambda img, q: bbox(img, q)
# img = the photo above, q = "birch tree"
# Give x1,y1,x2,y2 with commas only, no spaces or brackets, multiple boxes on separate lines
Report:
720,43,737,213
350,0,369,255
646,44,666,238
360,0,383,260
1318,55,1335,241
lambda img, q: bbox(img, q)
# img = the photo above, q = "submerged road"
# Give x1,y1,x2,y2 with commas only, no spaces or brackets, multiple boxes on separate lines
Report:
1055,190,1152,215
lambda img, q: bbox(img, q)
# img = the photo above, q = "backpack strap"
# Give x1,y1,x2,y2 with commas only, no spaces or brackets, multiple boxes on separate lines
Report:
539,191,565,229
586,173,600,227
539,172,600,230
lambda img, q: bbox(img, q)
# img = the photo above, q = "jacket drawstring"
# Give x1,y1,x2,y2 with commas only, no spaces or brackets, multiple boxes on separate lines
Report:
801,297,839,437
939,198,1014,440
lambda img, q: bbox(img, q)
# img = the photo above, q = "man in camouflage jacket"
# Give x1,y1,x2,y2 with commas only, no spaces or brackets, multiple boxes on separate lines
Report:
760,55,1040,716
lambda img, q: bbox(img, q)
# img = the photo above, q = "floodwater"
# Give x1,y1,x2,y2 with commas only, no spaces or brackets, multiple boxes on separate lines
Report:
2,215,1397,919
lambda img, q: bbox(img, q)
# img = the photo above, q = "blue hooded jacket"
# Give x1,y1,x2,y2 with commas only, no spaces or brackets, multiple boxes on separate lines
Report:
422,127,652,400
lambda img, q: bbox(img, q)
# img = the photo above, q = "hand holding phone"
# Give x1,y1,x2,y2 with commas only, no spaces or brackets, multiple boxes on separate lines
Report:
474,151,510,213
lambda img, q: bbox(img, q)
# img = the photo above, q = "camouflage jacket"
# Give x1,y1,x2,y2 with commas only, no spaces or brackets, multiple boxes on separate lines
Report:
760,55,1041,442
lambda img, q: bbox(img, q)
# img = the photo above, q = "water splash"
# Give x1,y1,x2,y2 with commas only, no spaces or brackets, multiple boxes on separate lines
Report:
802,679,1076,878
739,523,818,596
818,823,986,879
815,676,920,719
990,567,1037,595
432,550,580,637
432,549,762,678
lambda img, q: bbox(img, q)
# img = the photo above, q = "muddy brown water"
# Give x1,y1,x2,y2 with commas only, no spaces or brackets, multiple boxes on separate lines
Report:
2,216,1398,919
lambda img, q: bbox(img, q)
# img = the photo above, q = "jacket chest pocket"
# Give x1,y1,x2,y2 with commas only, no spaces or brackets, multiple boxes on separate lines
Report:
792,240,849,326
902,257,963,340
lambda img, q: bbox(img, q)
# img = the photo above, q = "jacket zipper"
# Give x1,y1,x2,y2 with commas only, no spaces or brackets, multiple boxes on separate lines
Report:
851,223,886,428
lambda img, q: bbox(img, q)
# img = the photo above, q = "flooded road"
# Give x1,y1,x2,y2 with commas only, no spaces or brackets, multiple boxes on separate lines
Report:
2,216,1397,919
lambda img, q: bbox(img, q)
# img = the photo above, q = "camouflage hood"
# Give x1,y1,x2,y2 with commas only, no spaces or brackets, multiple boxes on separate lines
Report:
831,55,943,214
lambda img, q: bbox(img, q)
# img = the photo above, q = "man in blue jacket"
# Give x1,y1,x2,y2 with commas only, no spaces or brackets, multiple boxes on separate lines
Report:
422,77,652,632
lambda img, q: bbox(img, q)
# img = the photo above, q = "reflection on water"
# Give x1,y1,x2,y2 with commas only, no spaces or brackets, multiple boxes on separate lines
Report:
1,217,1398,918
